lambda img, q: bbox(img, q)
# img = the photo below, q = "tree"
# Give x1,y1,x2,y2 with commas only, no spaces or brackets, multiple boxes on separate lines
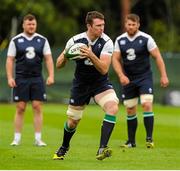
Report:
0,0,180,51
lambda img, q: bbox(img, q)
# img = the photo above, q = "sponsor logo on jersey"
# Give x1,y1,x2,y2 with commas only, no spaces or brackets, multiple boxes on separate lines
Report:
18,38,24,43
120,40,126,45
37,39,41,42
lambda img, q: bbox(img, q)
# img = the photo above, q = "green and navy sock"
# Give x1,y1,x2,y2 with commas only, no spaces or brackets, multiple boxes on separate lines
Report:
143,112,154,140
127,114,137,143
62,122,76,148
100,114,116,148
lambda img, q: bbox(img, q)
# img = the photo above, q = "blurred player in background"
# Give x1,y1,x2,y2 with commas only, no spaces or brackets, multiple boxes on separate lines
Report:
112,13,169,148
53,11,119,160
6,14,54,146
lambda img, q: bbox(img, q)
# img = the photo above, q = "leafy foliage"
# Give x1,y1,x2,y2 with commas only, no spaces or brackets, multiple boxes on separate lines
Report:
0,0,180,51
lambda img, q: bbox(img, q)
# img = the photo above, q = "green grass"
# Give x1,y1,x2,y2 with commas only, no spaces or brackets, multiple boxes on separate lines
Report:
0,103,180,170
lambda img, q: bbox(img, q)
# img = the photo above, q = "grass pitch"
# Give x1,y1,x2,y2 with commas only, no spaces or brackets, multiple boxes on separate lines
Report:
0,103,180,170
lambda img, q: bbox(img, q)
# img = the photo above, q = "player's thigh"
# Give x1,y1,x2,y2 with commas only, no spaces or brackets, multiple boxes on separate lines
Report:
95,89,119,113
13,78,30,102
122,83,139,100
139,77,153,94
30,77,46,101
66,104,85,121
138,78,153,110
95,89,118,104
69,80,91,106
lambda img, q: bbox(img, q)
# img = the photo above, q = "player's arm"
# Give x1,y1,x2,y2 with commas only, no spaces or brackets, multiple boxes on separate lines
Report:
56,38,74,69
6,40,16,88
147,36,169,88
44,54,54,85
43,40,54,85
56,50,67,69
112,51,130,86
98,53,111,75
6,56,16,88
112,38,130,86
150,47,169,87
82,46,111,75
80,40,112,75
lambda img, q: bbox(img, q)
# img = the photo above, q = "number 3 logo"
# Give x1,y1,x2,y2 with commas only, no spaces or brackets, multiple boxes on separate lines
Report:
26,47,35,59
126,48,136,61
84,58,93,66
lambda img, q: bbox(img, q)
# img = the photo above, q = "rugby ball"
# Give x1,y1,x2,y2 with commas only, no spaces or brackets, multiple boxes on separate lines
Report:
64,43,87,60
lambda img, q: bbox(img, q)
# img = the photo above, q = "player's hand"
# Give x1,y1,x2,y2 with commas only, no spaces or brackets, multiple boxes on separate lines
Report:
160,76,169,88
46,76,54,86
8,78,16,88
80,45,93,59
120,75,130,86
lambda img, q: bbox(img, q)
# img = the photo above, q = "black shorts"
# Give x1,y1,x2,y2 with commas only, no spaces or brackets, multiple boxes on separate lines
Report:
13,77,46,102
122,75,153,100
69,79,114,106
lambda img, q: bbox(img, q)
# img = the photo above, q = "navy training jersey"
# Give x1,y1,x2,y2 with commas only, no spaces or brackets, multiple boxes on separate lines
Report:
65,32,113,83
7,33,51,78
114,31,157,79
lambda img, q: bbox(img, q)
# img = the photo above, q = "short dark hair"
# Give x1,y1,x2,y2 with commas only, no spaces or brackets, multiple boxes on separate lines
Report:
23,14,36,22
125,13,140,23
85,11,104,25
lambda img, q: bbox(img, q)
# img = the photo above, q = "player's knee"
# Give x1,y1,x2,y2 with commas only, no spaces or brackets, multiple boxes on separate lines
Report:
98,92,119,112
66,106,84,120
32,101,42,113
32,105,41,114
104,101,119,115
16,104,26,114
17,108,26,115
142,102,152,111
123,98,138,108
111,103,119,114
127,107,136,115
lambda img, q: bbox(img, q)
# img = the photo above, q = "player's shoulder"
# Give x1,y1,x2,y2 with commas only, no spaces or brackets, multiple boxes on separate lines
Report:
101,33,112,42
138,31,153,40
72,32,86,41
72,32,112,42
33,33,47,40
115,32,128,41
12,33,47,42
11,33,24,41
65,32,86,50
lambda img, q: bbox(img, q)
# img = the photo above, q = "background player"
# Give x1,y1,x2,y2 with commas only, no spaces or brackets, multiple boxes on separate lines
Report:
112,13,169,148
6,14,54,146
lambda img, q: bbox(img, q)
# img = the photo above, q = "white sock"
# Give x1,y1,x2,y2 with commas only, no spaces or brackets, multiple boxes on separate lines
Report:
35,132,41,141
14,133,21,142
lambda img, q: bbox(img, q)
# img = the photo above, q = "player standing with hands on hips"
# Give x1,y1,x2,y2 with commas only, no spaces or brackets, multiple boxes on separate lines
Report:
112,13,169,148
6,14,54,146
53,11,119,160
